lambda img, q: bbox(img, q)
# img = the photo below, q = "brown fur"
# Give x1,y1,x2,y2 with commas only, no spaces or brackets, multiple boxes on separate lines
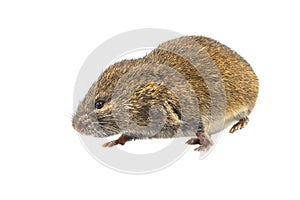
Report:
72,36,259,151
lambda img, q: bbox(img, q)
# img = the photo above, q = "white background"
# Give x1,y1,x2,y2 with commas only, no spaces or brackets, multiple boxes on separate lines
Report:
1,0,300,199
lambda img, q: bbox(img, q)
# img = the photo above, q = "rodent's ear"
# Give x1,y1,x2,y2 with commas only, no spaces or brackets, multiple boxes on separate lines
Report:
165,101,181,121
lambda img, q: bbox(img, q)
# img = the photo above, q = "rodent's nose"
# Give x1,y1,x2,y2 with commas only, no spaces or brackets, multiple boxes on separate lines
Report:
72,117,84,133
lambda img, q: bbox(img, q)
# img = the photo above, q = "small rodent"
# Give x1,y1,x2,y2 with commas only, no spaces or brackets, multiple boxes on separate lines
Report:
72,36,259,151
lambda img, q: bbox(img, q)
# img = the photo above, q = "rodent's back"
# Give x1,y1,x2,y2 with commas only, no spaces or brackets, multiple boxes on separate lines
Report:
191,36,259,115
145,36,259,131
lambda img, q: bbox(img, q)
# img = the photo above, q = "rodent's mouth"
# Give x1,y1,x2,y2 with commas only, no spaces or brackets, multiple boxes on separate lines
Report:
73,124,94,136
72,112,119,137
72,123,85,134
72,116,106,137
72,117,90,135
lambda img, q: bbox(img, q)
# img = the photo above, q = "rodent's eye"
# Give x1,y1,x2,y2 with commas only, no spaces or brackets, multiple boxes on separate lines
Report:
94,100,105,109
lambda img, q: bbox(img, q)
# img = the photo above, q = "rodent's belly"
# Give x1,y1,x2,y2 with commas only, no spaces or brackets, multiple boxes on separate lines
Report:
147,119,234,139
206,106,250,135
206,118,234,135
149,108,247,138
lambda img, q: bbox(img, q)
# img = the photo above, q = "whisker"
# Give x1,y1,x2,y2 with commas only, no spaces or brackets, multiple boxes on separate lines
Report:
65,112,74,119
91,122,119,132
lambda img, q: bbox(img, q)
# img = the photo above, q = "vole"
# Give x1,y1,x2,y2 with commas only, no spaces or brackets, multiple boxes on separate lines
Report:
72,36,259,151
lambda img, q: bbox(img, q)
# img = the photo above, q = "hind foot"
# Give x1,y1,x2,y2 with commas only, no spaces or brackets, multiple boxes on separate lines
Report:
186,138,200,145
229,117,249,133
102,134,133,147
186,133,213,152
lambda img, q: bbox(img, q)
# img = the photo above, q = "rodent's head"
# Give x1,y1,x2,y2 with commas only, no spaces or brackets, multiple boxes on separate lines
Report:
72,60,137,137
72,58,183,138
